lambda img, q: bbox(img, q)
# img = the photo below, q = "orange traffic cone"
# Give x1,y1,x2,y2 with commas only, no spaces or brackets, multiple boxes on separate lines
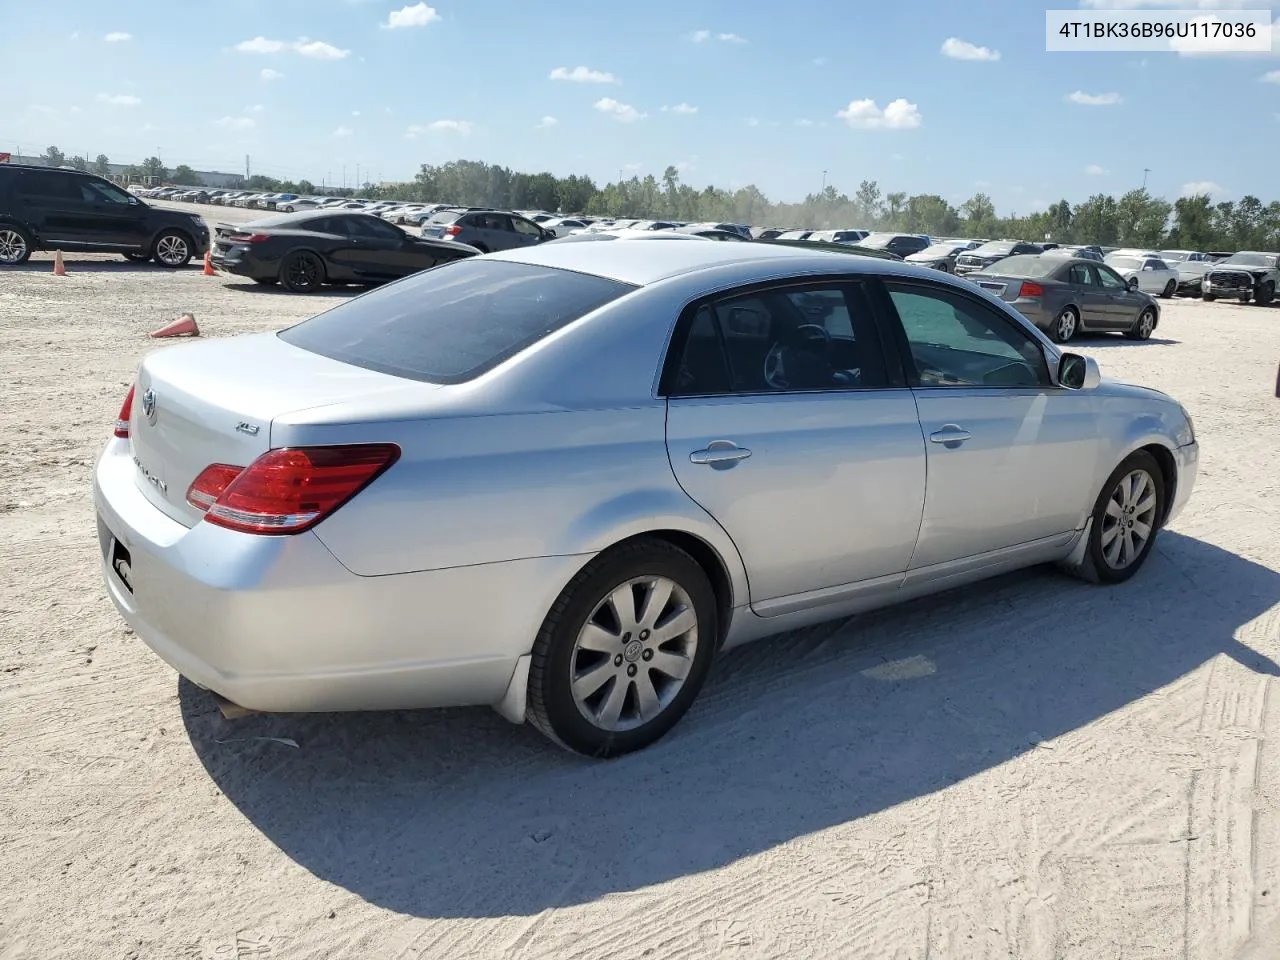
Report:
202,250,215,276
149,313,200,338
53,250,66,276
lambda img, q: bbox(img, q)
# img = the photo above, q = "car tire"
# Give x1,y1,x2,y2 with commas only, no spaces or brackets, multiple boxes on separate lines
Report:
1160,279,1176,298
1059,449,1165,586
279,205,294,213
1256,281,1275,306
123,252,152,263
526,538,719,758
151,230,193,268
0,224,34,266
1049,306,1079,344
1125,307,1156,341
279,251,325,293
1202,292,1216,302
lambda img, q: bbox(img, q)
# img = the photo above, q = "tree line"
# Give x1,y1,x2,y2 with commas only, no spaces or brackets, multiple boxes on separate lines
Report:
32,145,1280,251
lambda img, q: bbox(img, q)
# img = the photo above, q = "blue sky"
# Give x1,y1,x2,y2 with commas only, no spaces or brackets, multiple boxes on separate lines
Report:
4,0,1279,213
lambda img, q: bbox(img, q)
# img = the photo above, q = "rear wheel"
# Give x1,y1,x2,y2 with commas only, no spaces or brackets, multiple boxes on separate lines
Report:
0,225,33,265
1125,307,1156,341
1049,306,1078,344
1059,450,1165,585
526,539,718,758
279,251,325,293
152,230,193,267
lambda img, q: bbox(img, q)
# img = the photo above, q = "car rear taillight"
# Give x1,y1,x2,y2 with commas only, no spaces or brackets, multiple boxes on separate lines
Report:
1017,281,1044,298
187,444,400,535
444,224,462,237
227,232,270,243
114,386,135,438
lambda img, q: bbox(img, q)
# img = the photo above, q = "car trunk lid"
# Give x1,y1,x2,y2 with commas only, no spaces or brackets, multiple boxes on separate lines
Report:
128,332,436,527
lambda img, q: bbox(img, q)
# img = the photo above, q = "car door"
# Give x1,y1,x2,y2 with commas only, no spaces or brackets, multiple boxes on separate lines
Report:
15,171,99,245
341,215,412,278
509,215,545,248
664,278,927,611
874,278,1102,573
1065,261,1107,327
305,216,363,280
78,178,150,248
1092,263,1136,327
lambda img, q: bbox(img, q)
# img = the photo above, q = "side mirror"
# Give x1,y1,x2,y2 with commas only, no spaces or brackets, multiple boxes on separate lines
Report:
1058,352,1101,390
1128,276,1140,290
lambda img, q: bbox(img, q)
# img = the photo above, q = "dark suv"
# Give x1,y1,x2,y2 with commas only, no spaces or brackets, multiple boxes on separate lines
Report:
420,209,550,252
0,164,210,267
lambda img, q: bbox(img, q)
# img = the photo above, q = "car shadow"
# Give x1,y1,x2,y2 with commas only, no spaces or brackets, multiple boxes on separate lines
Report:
7,257,195,273
1075,333,1181,347
219,281,366,298
180,531,1280,920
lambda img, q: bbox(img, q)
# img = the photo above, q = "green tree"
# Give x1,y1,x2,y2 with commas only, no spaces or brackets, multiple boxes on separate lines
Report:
42,145,66,167
1046,200,1073,241
171,164,201,186
853,180,882,227
1073,194,1120,246
960,192,998,237
68,155,88,172
141,156,167,182
1169,194,1214,249
92,154,111,177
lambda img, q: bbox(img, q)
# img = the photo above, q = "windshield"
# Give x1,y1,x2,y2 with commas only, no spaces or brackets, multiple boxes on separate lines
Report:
1220,253,1275,267
977,255,1055,277
1159,250,1190,261
971,241,1017,256
278,260,636,384
1106,256,1141,269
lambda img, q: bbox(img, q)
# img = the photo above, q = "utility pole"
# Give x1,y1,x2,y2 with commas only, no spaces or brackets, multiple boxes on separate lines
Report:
1142,168,1151,191
356,163,361,189
821,170,827,193
245,154,250,180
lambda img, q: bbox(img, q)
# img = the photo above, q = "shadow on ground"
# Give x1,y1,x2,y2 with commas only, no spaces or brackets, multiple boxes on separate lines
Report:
9,257,194,274
180,531,1280,919
220,281,366,298
1075,332,1181,347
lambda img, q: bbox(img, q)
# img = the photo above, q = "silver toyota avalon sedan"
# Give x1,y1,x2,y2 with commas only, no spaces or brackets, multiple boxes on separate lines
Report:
94,240,1199,757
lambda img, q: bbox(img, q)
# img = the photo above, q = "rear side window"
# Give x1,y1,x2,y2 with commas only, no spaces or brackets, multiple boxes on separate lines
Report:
278,259,637,384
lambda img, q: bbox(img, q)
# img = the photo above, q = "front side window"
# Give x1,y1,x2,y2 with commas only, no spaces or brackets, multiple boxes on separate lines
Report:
1096,265,1128,290
885,282,1051,389
511,217,542,236
667,282,890,396
82,180,133,204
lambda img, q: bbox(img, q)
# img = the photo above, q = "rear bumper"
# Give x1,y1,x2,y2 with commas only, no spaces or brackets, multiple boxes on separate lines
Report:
93,437,588,713
210,247,278,281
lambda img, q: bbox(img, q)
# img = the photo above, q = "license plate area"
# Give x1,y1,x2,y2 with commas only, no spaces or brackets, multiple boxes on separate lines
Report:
110,538,134,594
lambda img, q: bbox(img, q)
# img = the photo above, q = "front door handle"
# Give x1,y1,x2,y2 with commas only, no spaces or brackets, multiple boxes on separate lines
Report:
690,440,752,465
929,425,972,445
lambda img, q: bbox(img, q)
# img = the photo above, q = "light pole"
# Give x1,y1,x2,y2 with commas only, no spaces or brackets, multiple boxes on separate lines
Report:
1142,168,1151,191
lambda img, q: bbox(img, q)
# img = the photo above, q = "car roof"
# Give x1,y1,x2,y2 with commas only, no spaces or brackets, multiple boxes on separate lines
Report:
486,237,936,286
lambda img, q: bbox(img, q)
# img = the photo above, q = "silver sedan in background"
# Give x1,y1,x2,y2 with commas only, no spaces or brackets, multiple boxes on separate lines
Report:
904,239,980,272
966,254,1161,343
94,242,1198,757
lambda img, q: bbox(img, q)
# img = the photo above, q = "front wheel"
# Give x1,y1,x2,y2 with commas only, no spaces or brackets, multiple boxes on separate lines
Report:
1125,307,1156,341
279,251,325,293
1049,306,1078,344
526,539,718,758
152,230,193,267
0,225,34,265
1202,292,1217,302
1160,279,1176,298
1060,450,1165,585
1256,281,1275,306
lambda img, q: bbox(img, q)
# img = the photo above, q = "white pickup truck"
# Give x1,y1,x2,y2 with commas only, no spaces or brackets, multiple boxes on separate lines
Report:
1202,251,1280,305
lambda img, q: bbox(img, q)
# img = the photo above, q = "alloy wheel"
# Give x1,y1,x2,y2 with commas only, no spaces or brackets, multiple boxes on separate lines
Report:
1138,310,1155,339
156,235,188,265
569,576,699,732
0,229,28,264
1099,469,1158,570
1056,309,1077,342
286,255,321,290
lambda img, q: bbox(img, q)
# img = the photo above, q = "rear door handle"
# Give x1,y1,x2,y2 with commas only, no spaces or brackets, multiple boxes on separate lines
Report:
690,441,752,465
929,425,972,444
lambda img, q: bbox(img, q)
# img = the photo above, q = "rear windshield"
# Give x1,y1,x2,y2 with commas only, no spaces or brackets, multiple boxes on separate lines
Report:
977,254,1055,277
1107,256,1141,269
427,211,463,225
277,259,637,384
972,241,1017,255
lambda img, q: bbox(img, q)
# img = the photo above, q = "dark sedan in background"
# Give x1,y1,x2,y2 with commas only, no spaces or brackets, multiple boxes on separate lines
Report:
211,211,479,292
954,239,1045,275
965,254,1159,343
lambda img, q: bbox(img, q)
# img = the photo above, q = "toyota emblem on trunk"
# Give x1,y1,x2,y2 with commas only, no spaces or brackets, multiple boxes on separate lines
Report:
141,388,157,424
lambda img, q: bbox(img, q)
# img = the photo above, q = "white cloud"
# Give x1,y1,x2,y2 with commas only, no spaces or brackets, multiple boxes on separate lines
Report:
535,115,558,128
294,39,350,60
690,30,711,42
1085,163,1110,175
260,68,284,80
549,65,617,83
1262,69,1280,82
1181,180,1225,197
717,32,747,43
795,118,814,127
246,104,265,113
690,29,745,43
333,125,354,138
594,97,645,122
941,37,1001,61
352,110,361,116
27,104,58,115
662,102,698,115
104,31,132,42
215,116,256,131
1066,90,1123,105
69,31,79,40
623,162,643,173
95,93,141,106
236,36,286,53
746,116,760,127
836,97,922,129
406,119,473,136
384,3,440,29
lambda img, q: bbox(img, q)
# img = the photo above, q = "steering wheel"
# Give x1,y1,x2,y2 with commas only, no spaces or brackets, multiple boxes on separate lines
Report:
763,324,831,389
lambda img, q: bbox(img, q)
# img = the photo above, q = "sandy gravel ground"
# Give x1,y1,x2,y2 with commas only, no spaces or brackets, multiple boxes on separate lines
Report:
3,209,1280,959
